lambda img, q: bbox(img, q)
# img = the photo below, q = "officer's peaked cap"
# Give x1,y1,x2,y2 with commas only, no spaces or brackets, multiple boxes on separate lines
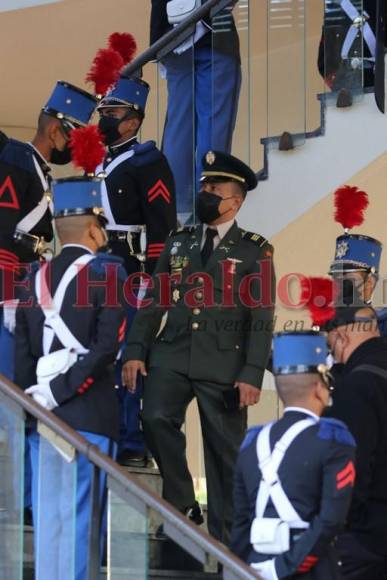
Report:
200,151,258,192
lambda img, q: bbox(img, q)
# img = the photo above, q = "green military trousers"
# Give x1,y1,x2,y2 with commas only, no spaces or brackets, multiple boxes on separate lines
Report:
142,367,247,545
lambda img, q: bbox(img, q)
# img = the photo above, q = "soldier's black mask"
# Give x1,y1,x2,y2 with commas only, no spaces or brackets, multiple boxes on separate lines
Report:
339,277,366,306
50,144,72,165
98,116,122,146
196,191,234,224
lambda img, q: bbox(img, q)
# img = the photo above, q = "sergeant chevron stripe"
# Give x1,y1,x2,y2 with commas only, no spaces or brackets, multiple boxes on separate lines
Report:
147,180,171,204
336,460,356,490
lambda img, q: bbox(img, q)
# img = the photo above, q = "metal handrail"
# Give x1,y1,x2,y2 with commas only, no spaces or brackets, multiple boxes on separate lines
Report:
121,0,233,77
0,374,260,579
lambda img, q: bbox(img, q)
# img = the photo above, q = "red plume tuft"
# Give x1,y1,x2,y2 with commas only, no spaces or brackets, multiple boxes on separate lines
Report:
69,126,105,175
301,277,338,327
86,48,124,96
334,185,369,230
108,32,137,64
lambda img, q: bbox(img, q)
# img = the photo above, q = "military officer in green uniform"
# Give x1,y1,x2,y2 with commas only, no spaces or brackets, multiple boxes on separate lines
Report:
122,151,276,544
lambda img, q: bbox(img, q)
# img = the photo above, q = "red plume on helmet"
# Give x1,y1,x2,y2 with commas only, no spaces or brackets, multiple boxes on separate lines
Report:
334,185,369,231
301,277,338,328
85,48,124,97
108,32,137,64
86,32,137,97
69,126,106,175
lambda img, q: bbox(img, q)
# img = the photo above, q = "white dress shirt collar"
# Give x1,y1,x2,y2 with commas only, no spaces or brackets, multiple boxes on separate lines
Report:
203,219,235,241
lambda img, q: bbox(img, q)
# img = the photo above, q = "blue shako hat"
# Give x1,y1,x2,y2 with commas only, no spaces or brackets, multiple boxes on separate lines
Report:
330,234,382,275
43,81,98,129
52,177,107,223
97,76,149,114
330,185,382,275
273,331,328,376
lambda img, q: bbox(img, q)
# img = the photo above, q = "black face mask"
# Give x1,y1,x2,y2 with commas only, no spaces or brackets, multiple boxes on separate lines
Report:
340,277,365,306
98,116,123,146
196,191,234,224
50,144,72,165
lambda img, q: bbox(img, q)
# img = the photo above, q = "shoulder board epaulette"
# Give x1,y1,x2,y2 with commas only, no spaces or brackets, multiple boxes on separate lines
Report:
240,230,270,248
133,140,156,155
129,141,160,167
318,418,356,447
0,139,35,174
240,425,263,452
169,226,197,237
91,253,125,276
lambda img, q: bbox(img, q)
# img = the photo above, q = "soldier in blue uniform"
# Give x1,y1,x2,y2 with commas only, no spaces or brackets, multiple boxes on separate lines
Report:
0,80,97,380
15,163,127,580
329,232,382,306
150,0,241,221
328,185,385,335
328,227,387,336
0,82,97,523
231,331,356,579
97,75,177,467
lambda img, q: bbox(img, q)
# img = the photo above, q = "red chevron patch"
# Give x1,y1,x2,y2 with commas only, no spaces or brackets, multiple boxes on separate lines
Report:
0,176,20,209
297,555,318,573
336,460,355,490
147,180,171,204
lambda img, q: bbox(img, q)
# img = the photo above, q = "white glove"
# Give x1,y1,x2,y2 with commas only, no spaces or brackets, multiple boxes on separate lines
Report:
251,559,278,580
3,300,19,334
25,383,58,411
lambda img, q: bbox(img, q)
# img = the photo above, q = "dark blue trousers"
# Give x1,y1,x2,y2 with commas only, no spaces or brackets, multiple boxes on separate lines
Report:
116,305,145,455
162,46,242,215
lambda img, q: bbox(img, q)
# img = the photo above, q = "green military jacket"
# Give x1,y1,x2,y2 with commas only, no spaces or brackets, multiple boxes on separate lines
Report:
123,221,276,388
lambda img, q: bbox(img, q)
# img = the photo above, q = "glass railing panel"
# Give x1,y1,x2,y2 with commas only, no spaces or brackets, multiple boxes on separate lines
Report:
0,392,24,580
267,0,307,148
210,1,250,165
249,0,269,172
305,0,326,134
107,479,149,580
34,424,77,580
322,0,364,100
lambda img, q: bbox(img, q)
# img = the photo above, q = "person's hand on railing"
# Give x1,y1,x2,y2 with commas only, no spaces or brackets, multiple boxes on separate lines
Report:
122,360,148,393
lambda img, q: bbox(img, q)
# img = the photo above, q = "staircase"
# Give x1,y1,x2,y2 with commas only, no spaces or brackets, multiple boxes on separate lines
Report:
23,466,222,580
239,92,387,239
